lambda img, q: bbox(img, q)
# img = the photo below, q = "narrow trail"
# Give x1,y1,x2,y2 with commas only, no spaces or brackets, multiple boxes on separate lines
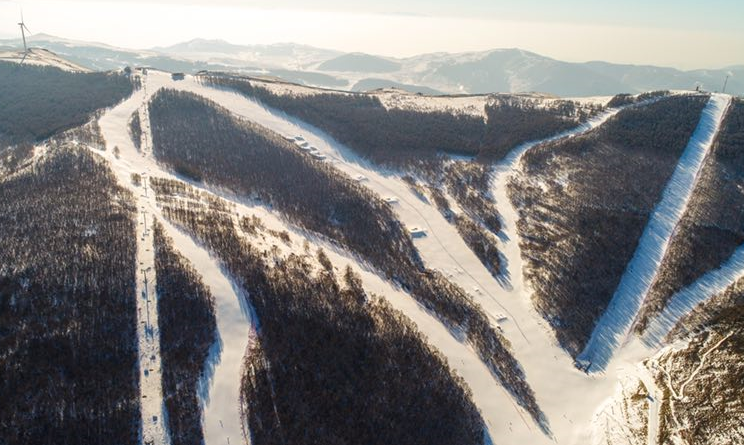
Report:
643,244,744,347
672,331,733,400
578,94,732,372
98,85,170,445
635,363,661,445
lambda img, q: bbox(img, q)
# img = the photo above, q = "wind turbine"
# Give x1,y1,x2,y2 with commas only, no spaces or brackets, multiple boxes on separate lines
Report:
18,10,31,54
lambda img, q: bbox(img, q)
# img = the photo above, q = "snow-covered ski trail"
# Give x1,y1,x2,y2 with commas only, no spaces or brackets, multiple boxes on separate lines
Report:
577,94,731,372
98,85,170,445
98,72,257,445
96,71,538,445
642,243,744,347
183,78,682,445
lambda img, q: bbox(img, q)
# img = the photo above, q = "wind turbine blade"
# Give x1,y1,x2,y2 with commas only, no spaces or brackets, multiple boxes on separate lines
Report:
20,52,28,65
24,24,31,34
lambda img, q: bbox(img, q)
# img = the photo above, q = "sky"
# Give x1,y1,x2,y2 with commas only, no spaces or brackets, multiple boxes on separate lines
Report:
0,0,742,69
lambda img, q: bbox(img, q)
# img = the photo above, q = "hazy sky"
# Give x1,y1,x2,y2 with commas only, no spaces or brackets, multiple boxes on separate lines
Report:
1,0,742,69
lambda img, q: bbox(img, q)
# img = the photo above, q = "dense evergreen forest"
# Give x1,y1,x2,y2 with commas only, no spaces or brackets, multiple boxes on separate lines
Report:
0,62,135,147
154,221,217,445
0,147,139,445
148,89,543,426
154,190,485,445
637,98,744,331
202,75,598,165
510,95,709,356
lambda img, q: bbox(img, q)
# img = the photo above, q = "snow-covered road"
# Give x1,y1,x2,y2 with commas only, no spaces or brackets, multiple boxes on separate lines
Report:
577,94,731,372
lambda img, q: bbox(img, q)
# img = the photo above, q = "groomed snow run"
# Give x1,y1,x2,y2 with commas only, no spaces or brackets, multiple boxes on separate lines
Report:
98,86,170,445
642,243,744,347
98,72,257,445
577,94,731,372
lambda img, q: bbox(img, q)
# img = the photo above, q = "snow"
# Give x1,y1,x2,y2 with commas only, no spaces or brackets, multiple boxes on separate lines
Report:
577,94,732,372
98,82,170,445
89,71,726,445
642,243,744,347
97,71,257,445
180,75,669,445
0,48,91,72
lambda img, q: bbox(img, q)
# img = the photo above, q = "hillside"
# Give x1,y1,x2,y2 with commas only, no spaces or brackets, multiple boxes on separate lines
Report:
1,64,742,445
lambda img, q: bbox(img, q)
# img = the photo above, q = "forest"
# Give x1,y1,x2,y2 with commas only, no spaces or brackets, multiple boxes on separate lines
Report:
510,94,709,356
155,193,485,445
0,62,135,148
153,221,217,445
653,296,743,445
147,90,543,426
129,110,142,150
202,75,598,165
636,98,744,332
0,146,140,445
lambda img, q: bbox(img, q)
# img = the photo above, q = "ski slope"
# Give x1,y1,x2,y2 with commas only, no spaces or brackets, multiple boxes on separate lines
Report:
96,70,536,445
183,76,679,445
642,244,744,347
577,94,731,372
98,85,170,445
95,71,731,445
98,73,258,445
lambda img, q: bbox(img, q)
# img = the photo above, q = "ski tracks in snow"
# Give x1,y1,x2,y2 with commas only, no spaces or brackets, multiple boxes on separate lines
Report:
99,74,256,445
577,94,731,372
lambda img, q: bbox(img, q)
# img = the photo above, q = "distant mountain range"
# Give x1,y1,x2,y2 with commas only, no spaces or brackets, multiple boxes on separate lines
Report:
1,34,740,96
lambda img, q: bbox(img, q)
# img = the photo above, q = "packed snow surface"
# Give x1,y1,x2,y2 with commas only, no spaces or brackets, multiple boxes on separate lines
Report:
577,94,731,372
643,244,744,347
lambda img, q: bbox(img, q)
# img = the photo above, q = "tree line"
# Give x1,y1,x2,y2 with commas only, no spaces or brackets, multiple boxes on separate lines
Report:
202,75,599,165
153,220,218,445
0,62,135,148
636,98,744,333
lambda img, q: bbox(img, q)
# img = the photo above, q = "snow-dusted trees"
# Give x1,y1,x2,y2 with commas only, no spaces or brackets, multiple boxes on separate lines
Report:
203,75,600,165
128,110,142,150
0,147,139,444
483,96,597,160
155,197,485,445
153,220,217,445
148,91,544,427
510,95,708,356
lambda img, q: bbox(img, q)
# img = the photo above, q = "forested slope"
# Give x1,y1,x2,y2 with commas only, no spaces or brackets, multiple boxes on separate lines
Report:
154,221,217,445
509,94,708,356
154,187,485,445
636,98,744,331
0,147,139,445
203,75,599,165
148,89,543,426
0,62,135,147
